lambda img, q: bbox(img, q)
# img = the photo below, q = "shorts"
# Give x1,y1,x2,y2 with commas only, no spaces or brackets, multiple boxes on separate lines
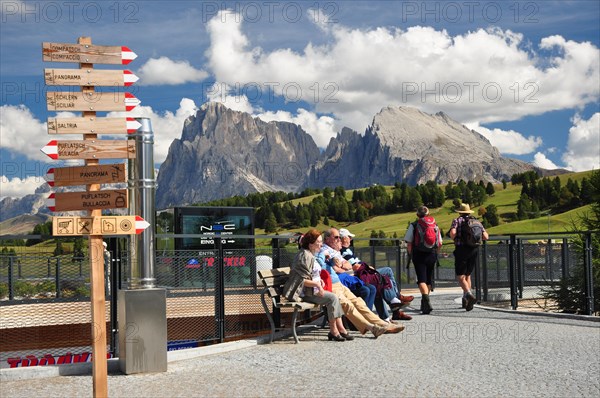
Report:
454,245,479,276
412,250,437,285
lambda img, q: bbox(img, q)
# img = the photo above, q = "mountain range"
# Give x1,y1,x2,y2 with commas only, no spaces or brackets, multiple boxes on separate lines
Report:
1,102,557,226
155,102,546,209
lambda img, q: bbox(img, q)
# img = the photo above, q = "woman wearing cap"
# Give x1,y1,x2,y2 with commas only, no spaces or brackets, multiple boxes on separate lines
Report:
282,228,352,342
449,203,489,311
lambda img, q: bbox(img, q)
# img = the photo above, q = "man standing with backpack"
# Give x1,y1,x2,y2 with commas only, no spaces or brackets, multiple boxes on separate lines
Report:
404,206,442,314
449,203,489,311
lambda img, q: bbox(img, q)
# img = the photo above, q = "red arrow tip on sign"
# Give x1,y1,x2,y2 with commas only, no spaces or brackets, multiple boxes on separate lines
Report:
126,117,142,133
45,167,54,187
124,93,141,112
45,168,55,186
123,70,139,86
46,193,56,211
121,46,137,65
134,215,150,234
41,140,58,160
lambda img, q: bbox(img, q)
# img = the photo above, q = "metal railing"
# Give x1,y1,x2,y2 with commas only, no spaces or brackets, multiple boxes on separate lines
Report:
0,231,596,368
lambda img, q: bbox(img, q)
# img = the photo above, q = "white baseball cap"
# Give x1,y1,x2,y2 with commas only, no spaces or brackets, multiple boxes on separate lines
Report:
339,228,355,238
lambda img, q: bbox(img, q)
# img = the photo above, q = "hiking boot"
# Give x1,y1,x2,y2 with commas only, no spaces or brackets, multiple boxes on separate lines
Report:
384,323,405,334
371,324,387,338
421,294,432,314
465,294,477,311
461,297,467,309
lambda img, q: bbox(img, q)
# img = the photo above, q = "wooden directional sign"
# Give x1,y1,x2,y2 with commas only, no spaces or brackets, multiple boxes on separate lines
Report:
41,140,135,160
47,116,141,135
43,42,137,65
46,92,140,112
47,189,128,212
45,69,139,86
46,164,126,187
52,215,150,236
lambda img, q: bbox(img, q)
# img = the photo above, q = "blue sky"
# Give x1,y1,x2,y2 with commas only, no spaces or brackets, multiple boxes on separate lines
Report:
1,0,599,199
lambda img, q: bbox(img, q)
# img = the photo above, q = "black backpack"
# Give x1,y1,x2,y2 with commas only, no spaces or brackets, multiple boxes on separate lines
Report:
460,216,484,247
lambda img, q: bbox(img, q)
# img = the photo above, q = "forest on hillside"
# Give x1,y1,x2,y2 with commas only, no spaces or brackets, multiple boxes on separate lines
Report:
199,171,595,233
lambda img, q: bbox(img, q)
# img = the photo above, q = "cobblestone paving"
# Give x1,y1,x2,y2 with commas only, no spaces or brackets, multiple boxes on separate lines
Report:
2,293,599,397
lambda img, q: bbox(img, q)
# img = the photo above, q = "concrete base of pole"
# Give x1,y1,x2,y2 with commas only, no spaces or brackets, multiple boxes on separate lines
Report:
118,288,167,374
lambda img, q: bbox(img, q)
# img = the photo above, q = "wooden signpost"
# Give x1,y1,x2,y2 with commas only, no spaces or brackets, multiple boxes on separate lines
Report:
43,37,142,398
41,139,135,160
52,215,150,236
42,42,137,64
46,91,140,112
45,68,139,86
46,164,126,187
47,117,141,135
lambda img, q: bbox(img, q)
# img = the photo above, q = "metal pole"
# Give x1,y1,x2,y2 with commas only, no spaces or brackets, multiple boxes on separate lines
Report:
55,258,61,299
584,232,594,315
127,117,156,289
8,257,14,300
120,117,167,375
508,235,517,310
482,241,488,302
216,237,225,342
517,239,524,299
561,237,569,280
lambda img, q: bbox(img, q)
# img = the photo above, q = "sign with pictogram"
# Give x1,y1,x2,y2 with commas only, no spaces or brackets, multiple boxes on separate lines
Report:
42,42,137,65
46,189,128,212
46,164,126,187
45,69,139,86
47,117,141,135
46,91,140,112
52,215,150,236
41,140,135,160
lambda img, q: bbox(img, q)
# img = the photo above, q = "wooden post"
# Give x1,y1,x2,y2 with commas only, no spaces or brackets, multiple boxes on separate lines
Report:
79,36,108,398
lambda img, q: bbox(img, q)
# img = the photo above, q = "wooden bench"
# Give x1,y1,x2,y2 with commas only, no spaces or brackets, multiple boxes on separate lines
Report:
257,267,320,343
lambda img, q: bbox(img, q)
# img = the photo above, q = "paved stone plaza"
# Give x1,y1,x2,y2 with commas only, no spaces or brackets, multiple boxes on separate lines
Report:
2,292,599,397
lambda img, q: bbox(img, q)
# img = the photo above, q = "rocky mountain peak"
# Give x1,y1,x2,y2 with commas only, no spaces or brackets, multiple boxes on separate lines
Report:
156,102,320,209
304,106,535,188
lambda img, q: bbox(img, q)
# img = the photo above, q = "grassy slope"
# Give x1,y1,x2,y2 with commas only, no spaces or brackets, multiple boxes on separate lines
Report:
258,170,593,240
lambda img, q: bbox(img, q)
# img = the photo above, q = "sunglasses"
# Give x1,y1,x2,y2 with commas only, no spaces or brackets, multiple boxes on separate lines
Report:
331,236,341,240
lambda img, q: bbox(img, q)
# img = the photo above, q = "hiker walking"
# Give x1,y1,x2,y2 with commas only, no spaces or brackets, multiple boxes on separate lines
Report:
404,206,442,314
449,203,489,311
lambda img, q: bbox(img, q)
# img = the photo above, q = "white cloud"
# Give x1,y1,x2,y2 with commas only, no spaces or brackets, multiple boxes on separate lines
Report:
257,108,338,148
466,123,542,155
109,98,198,163
562,113,600,172
137,56,208,85
0,176,43,199
0,105,49,161
204,11,600,132
206,83,338,146
532,153,560,170
206,82,256,114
